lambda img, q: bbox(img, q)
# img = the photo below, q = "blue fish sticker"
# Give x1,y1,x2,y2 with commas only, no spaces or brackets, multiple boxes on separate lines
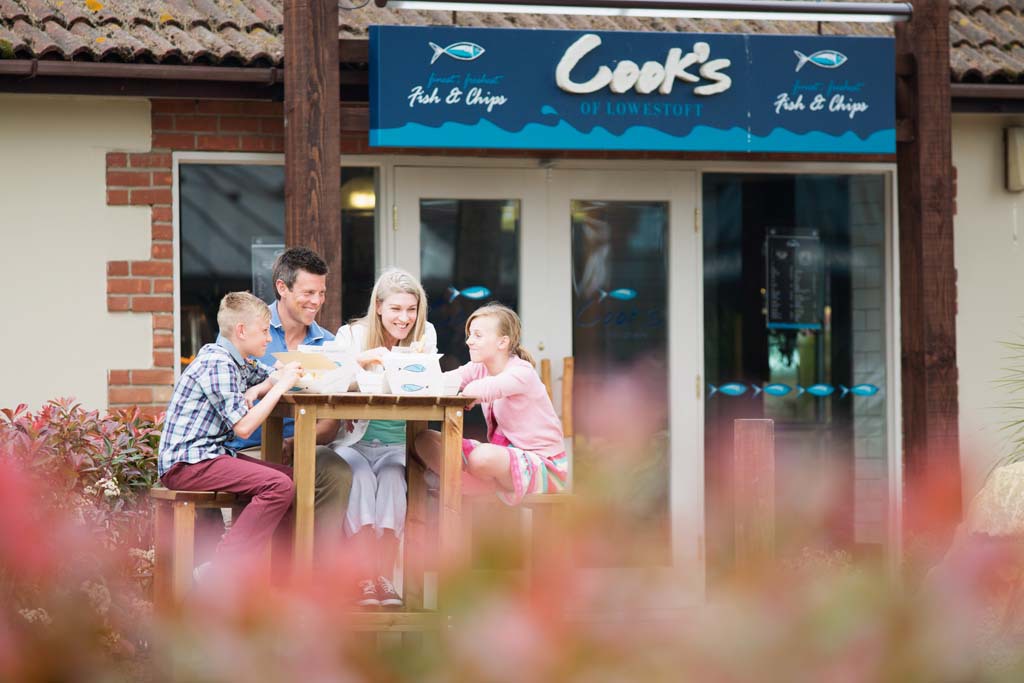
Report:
798,384,835,397
756,383,792,397
401,383,426,392
599,288,638,301
429,41,485,65
794,50,848,72
840,383,880,398
709,383,747,397
402,364,426,373
447,285,491,303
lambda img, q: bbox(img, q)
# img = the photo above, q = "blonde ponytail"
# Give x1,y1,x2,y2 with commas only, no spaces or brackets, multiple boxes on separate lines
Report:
515,343,535,366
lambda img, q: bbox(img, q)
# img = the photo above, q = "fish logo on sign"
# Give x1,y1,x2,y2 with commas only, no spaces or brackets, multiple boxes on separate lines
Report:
429,41,485,65
793,49,848,72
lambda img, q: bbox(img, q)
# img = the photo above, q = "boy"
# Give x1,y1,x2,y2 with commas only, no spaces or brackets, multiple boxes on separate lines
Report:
158,291,302,564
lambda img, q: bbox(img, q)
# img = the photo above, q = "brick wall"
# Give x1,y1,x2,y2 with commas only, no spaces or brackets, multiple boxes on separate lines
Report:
106,100,282,409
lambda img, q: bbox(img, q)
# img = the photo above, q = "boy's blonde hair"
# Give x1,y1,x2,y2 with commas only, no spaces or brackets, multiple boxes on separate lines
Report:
465,303,535,365
352,268,429,350
217,291,271,337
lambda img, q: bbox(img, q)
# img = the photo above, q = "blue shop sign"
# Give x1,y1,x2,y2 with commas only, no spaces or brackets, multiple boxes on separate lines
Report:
369,26,894,154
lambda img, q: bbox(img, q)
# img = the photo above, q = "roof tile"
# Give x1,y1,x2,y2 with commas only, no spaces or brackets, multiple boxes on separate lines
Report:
0,1,1019,83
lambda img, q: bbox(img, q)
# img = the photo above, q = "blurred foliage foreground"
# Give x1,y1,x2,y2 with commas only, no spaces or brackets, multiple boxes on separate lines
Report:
3,398,1024,681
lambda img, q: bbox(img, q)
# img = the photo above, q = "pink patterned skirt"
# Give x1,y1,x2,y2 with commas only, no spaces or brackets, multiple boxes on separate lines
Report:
461,431,568,505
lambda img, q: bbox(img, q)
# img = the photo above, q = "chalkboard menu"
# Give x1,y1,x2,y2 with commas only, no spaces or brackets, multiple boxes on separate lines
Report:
251,242,284,304
766,234,823,330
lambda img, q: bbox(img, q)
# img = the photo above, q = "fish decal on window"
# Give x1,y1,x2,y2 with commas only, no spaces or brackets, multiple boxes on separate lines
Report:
752,383,792,397
447,285,491,302
429,41,486,65
708,382,880,398
839,384,881,398
794,50,848,72
598,288,638,301
708,382,748,397
798,384,835,397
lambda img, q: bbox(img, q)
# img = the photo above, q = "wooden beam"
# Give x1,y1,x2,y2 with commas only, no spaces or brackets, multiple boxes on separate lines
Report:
285,0,342,333
895,1,961,542
733,420,775,568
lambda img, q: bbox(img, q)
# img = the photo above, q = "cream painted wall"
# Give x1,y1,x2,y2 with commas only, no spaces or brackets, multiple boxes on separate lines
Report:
953,113,1024,501
0,94,152,411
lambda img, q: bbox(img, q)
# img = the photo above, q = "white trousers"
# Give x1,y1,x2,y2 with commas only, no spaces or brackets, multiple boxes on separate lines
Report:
332,440,406,538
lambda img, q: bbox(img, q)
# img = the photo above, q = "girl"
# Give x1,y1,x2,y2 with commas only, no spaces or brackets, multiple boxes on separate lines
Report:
331,268,436,607
416,303,567,506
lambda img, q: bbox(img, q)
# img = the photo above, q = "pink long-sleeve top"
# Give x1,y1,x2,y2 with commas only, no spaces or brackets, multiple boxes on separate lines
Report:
450,356,565,457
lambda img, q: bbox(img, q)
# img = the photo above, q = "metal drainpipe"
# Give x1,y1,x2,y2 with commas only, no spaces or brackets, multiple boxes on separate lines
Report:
373,0,913,21
0,59,281,83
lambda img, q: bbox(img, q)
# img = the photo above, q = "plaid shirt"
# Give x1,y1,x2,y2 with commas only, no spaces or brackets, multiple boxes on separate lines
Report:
158,337,271,476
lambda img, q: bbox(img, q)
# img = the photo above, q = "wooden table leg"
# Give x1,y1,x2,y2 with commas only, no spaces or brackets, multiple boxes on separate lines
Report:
404,420,428,611
292,405,317,576
262,413,284,464
438,406,464,601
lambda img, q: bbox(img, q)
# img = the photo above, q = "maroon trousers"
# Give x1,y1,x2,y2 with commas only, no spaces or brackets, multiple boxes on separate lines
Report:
161,454,294,560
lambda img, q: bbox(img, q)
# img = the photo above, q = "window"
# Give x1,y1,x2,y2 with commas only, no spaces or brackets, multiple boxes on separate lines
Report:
703,173,890,568
178,163,377,367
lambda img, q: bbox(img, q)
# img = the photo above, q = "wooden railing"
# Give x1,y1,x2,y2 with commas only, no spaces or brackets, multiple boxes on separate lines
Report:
539,356,574,438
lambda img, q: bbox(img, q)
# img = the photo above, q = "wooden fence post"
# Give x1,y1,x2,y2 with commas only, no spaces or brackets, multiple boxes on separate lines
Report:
734,419,775,567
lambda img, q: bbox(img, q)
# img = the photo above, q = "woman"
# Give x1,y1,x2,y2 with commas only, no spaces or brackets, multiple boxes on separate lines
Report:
330,268,436,607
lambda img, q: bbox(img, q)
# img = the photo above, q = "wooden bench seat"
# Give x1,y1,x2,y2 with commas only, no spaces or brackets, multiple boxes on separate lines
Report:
150,487,247,610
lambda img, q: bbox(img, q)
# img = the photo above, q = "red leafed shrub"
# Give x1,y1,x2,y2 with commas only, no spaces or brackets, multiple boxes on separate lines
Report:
0,399,162,676
0,398,161,551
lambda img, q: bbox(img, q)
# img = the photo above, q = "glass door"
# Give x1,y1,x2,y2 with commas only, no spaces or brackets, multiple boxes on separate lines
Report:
548,170,702,608
394,166,703,608
393,167,551,440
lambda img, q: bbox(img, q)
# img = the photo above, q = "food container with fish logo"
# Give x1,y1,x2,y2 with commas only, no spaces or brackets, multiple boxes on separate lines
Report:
382,351,445,396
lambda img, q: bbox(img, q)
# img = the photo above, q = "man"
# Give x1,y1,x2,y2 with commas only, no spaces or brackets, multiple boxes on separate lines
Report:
226,247,351,545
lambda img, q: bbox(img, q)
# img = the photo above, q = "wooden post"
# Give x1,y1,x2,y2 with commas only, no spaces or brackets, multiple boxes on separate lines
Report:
404,420,429,611
153,499,173,612
540,358,552,401
438,405,465,605
292,405,318,575
261,414,283,464
171,501,196,604
895,1,961,540
734,419,774,567
284,0,342,333
561,357,574,438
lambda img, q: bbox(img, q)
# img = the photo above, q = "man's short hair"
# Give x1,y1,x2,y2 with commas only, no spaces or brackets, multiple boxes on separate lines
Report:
217,291,271,337
272,247,329,300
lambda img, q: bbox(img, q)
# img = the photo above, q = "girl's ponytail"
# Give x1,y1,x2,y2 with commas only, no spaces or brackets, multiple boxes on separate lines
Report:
515,343,535,366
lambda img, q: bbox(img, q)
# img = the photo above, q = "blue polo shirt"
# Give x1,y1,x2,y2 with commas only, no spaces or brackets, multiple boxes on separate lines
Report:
225,300,334,451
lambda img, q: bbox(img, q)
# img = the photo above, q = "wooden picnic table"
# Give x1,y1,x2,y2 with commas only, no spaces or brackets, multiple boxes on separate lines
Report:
261,392,475,616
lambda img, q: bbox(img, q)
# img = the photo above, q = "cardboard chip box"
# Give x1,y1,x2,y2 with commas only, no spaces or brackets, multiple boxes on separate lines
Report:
272,350,356,393
381,351,444,396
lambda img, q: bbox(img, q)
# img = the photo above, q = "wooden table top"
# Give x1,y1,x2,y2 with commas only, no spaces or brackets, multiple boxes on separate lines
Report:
278,392,475,407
